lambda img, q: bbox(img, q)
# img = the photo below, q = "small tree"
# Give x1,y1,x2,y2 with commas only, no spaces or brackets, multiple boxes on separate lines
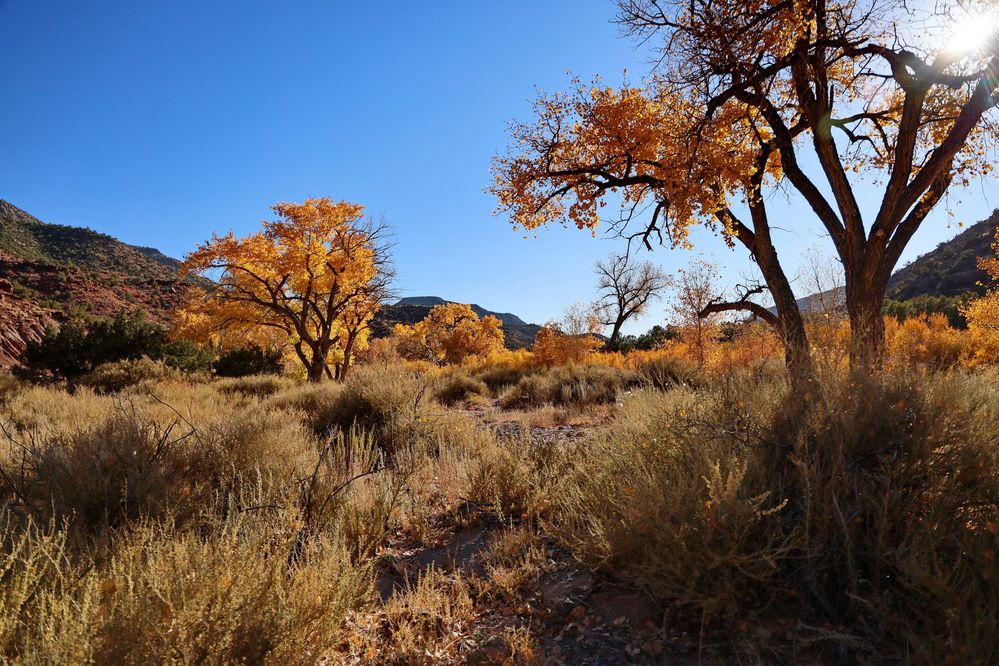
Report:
593,253,670,350
532,303,604,365
671,261,724,367
179,198,392,382
394,303,505,365
963,226,999,330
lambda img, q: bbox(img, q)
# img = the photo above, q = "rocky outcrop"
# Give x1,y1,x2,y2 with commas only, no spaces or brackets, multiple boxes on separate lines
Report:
0,279,58,368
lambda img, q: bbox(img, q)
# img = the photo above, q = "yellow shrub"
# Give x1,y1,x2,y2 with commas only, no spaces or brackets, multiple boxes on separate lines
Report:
532,326,602,366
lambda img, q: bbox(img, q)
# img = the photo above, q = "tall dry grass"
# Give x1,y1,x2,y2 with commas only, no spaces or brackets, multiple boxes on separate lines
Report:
545,369,999,662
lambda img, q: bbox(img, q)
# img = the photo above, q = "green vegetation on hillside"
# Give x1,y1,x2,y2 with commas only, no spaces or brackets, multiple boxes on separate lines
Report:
0,200,180,281
887,211,999,300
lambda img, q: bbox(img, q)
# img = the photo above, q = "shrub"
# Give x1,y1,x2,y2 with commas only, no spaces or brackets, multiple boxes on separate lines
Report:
0,400,318,536
319,365,435,455
0,374,23,406
461,430,563,518
433,372,489,406
161,338,216,373
0,515,371,664
215,373,297,398
631,354,701,390
499,364,636,409
77,357,177,393
547,373,999,661
214,344,284,377
19,311,215,380
472,364,537,393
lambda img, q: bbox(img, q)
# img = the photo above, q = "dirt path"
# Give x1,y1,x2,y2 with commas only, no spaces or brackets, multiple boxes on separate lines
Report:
353,411,709,665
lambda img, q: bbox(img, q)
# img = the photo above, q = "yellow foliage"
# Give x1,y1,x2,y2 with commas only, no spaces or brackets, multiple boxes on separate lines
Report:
176,198,390,382
532,326,603,366
394,303,505,366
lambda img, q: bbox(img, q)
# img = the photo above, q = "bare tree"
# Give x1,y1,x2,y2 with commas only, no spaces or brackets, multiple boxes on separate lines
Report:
594,253,671,350
671,260,724,367
798,248,846,319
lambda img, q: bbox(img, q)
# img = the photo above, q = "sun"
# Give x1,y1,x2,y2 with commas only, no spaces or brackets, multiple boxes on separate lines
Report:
946,12,998,54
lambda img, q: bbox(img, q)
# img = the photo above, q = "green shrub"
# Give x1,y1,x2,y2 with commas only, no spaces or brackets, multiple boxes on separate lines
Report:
20,311,214,380
161,338,216,373
214,345,283,377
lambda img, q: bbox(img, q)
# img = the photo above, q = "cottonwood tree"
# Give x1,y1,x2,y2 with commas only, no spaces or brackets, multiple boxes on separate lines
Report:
179,198,392,382
593,252,671,349
393,303,505,365
963,226,999,329
533,302,604,365
492,0,999,374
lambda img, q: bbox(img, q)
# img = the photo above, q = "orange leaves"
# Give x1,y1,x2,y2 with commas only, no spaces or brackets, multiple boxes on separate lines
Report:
962,227,999,345
394,303,506,366
489,77,770,250
532,326,603,366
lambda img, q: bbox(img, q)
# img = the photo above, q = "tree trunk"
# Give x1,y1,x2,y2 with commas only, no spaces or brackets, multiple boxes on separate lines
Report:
337,337,356,382
772,288,814,381
755,238,814,380
607,319,624,351
306,352,326,383
846,278,887,372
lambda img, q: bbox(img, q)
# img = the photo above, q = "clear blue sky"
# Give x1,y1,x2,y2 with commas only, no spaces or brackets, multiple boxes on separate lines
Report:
2,1,996,331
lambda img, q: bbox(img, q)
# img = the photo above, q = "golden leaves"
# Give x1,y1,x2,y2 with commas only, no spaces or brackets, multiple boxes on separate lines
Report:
176,198,388,380
394,303,506,365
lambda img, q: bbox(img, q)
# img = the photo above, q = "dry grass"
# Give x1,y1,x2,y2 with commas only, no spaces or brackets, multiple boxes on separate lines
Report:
545,371,999,662
0,513,372,664
0,362,996,663
498,363,637,410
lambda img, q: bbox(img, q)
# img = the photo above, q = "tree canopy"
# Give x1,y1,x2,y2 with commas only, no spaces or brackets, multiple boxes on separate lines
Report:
394,303,505,365
492,0,999,374
178,198,392,382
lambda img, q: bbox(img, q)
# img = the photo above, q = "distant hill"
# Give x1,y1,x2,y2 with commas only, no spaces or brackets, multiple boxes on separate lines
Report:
887,211,998,300
0,200,181,281
374,296,542,349
0,199,193,367
771,211,999,316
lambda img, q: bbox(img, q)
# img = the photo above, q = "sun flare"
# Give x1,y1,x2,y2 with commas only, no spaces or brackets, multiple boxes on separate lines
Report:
946,12,998,54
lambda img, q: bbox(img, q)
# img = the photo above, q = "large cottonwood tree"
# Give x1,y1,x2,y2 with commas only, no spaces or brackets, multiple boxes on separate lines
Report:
492,0,999,373
179,198,392,382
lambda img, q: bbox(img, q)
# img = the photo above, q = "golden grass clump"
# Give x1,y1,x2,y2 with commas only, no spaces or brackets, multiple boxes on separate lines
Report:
0,513,372,664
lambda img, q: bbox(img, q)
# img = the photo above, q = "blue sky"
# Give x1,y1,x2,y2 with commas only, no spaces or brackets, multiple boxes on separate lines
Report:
2,1,997,331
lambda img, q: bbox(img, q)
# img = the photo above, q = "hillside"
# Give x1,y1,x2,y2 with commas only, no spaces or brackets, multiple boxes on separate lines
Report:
887,210,998,300
771,211,999,316
0,200,192,367
0,200,181,281
374,296,542,349
0,201,545,366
